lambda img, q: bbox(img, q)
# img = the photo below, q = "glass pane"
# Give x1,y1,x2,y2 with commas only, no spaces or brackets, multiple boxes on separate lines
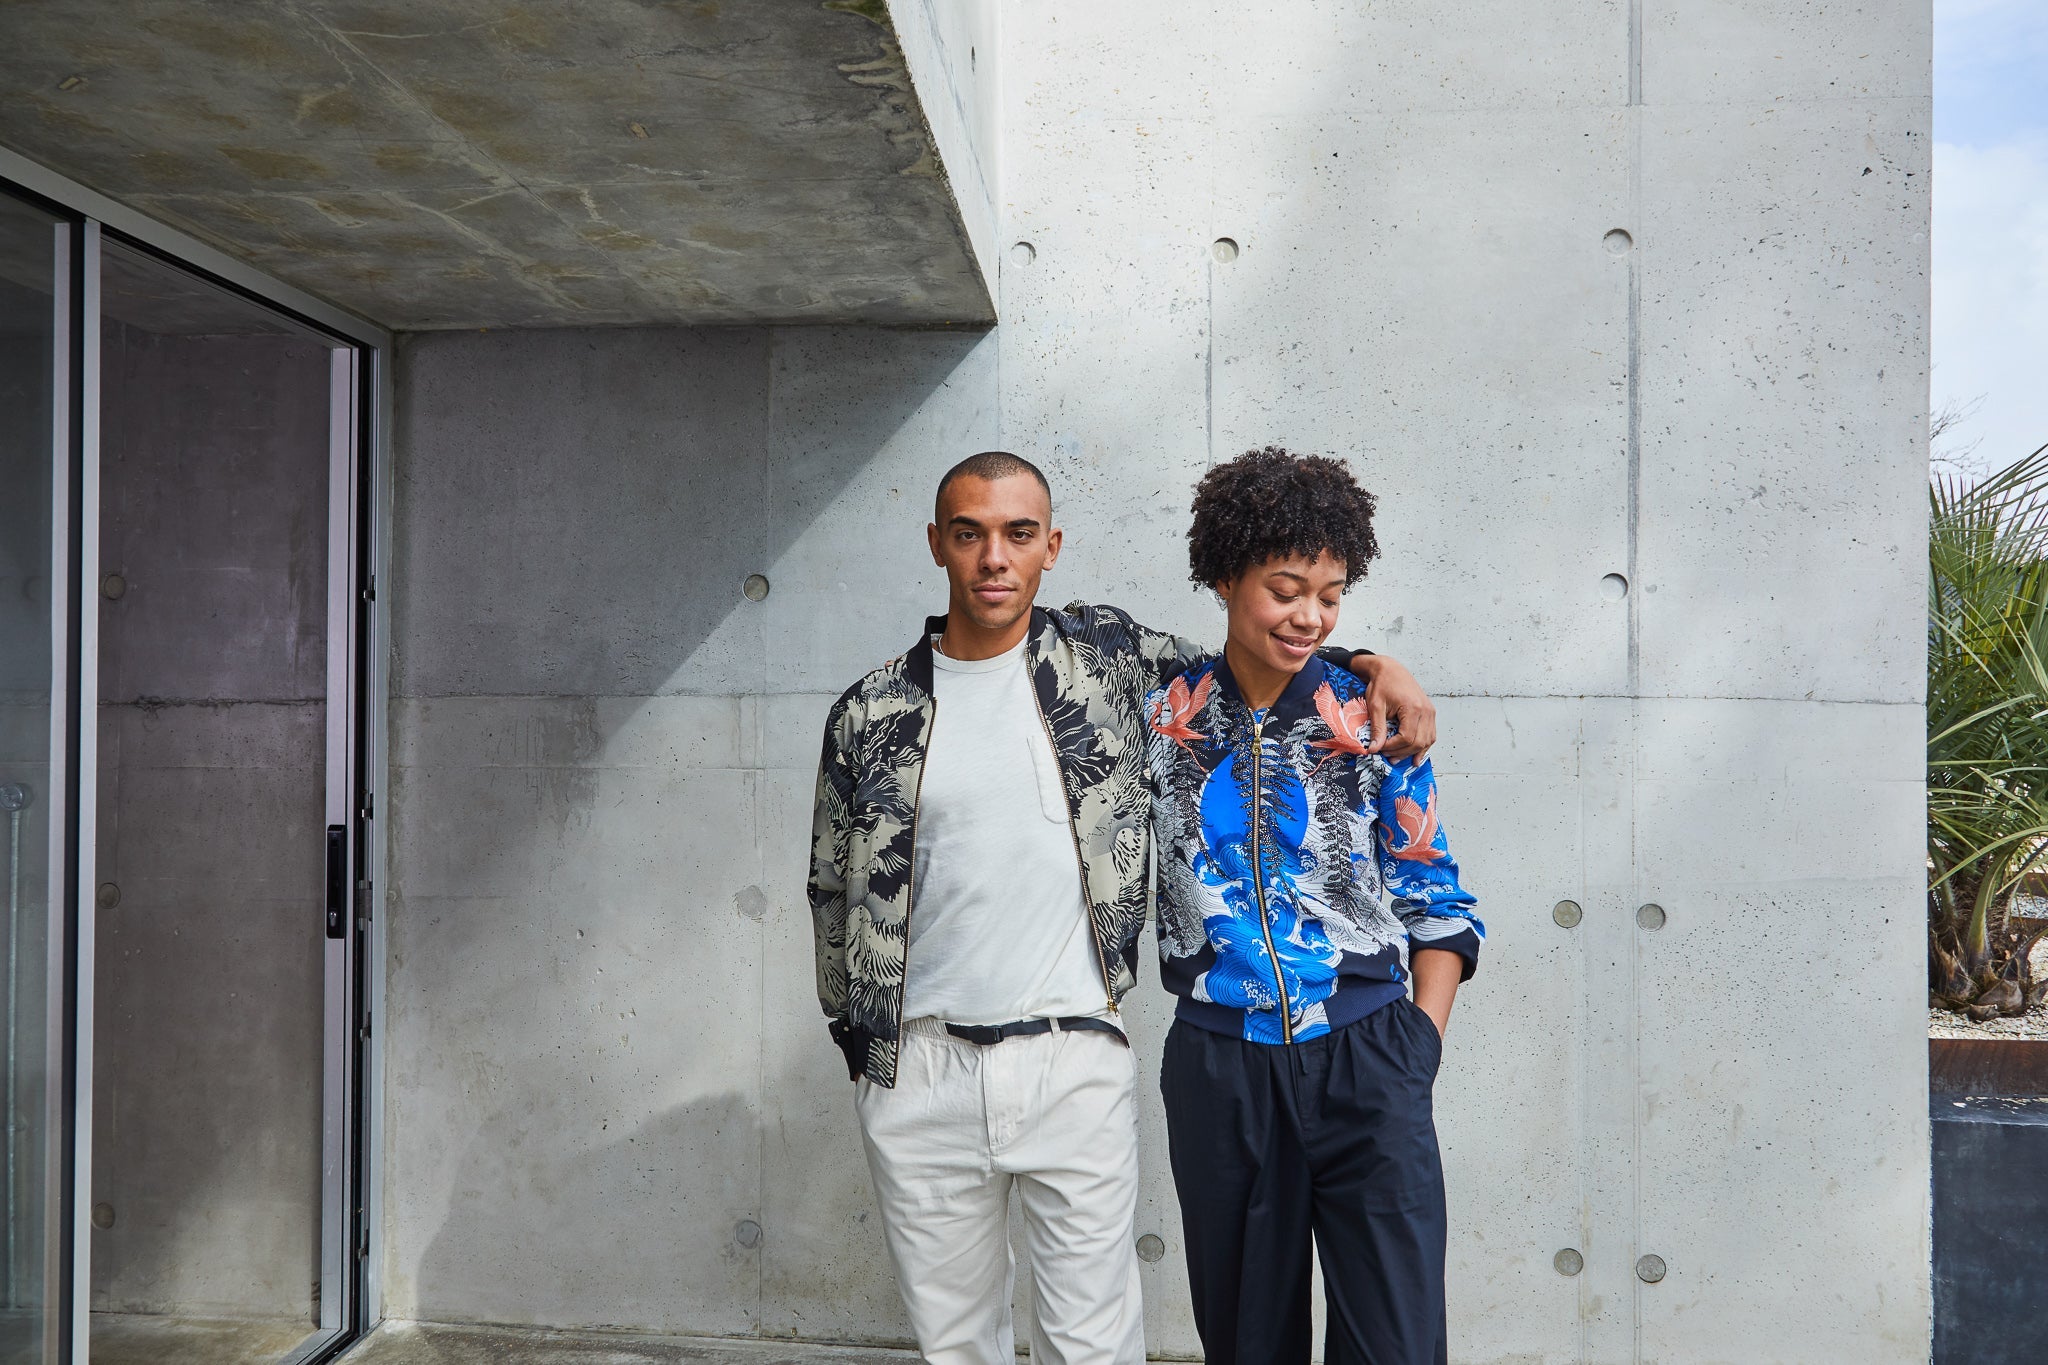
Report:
0,189,62,1365
90,239,341,1364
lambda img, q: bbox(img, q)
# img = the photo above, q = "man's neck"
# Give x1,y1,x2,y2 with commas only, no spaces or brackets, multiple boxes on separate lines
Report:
1224,640,1297,713
938,608,1032,661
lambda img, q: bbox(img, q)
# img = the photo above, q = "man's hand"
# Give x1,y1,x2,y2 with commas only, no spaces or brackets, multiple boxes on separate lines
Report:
1348,654,1437,761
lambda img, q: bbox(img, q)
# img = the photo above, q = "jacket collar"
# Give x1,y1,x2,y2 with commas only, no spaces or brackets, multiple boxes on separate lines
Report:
1212,651,1329,723
907,606,1050,696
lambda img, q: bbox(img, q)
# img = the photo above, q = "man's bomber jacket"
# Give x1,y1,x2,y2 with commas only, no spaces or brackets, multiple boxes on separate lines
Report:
808,602,1362,1088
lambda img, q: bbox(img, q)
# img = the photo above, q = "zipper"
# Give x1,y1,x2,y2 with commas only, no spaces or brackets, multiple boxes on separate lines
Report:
888,701,936,1055
1030,686,1120,1016
1249,713,1295,1044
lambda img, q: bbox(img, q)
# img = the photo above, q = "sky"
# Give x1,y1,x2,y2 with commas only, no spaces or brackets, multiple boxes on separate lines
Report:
1932,0,2048,472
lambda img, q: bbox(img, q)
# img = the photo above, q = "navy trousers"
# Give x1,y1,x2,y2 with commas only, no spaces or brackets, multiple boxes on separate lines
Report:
1160,1000,1449,1365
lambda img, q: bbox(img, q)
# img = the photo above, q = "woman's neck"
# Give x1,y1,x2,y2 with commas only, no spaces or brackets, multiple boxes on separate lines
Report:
1224,640,1297,713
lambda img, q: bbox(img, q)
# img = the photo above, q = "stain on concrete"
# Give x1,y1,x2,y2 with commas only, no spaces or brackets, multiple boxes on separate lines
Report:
578,225,663,251
371,143,447,173
294,85,367,128
685,223,773,253
219,146,333,181
734,886,767,922
128,148,212,186
311,196,403,226
822,0,890,26
487,8,561,55
90,1313,316,1365
29,96,119,139
835,42,941,180
346,1320,916,1363
141,10,306,68
172,97,250,131
417,87,536,141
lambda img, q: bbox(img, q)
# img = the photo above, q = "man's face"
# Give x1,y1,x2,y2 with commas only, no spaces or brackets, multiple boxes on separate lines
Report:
927,473,1062,637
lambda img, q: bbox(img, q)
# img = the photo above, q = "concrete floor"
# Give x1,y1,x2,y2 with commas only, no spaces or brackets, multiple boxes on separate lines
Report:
89,1311,317,1365
344,1322,917,1365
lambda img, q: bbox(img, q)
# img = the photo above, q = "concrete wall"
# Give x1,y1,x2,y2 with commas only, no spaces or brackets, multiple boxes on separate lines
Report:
90,321,330,1321
383,326,990,1340
382,2,1932,1361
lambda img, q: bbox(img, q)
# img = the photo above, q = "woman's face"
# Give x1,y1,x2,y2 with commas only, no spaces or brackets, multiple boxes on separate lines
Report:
1217,551,1349,681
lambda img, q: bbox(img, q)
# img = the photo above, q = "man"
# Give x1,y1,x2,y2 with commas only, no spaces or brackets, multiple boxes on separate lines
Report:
807,451,1438,1364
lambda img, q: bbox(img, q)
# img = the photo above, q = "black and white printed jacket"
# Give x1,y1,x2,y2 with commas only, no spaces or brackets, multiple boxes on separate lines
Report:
808,603,1369,1087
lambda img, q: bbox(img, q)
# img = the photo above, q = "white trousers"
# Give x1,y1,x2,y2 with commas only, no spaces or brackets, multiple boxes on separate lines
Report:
856,1017,1146,1365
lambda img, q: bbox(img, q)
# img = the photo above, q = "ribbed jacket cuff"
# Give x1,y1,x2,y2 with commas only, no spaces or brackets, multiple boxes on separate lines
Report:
1410,923,1482,981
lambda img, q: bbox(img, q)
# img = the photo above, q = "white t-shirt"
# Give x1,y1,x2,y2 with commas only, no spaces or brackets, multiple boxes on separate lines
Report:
902,635,1110,1026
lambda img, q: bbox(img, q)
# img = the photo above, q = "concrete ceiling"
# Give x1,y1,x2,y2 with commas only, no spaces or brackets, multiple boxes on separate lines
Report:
0,1,992,330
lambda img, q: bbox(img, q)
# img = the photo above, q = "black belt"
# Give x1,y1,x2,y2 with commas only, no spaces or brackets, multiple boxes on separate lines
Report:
944,1016,1128,1047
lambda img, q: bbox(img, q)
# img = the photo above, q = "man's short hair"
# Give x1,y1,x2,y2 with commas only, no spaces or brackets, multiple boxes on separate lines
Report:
1187,446,1381,588
934,451,1052,521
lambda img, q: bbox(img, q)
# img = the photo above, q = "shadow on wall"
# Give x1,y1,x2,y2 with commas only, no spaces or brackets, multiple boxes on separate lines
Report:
383,773,916,1339
392,327,992,709
409,1082,762,1333
384,326,995,1341
404,1051,910,1346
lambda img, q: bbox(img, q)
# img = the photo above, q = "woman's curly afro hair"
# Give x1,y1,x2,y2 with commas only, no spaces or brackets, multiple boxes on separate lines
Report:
1187,446,1380,589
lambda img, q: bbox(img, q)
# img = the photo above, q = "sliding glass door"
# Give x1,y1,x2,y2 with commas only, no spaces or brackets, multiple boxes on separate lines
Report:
86,240,361,1365
0,174,376,1365
0,187,71,1365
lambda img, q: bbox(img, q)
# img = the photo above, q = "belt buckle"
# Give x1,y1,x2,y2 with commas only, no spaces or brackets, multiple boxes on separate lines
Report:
946,1022,1003,1046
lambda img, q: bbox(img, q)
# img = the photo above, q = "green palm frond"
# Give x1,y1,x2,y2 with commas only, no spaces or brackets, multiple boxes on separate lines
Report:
1928,443,2048,1013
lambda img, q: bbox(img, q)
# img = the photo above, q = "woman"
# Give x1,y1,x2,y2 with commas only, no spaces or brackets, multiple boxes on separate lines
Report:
1144,446,1483,1365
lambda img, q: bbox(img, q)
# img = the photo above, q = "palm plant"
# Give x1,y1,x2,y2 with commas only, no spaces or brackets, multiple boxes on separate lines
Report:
1928,444,2048,1019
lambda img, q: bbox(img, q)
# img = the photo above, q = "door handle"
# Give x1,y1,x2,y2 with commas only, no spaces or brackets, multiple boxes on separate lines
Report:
326,825,346,939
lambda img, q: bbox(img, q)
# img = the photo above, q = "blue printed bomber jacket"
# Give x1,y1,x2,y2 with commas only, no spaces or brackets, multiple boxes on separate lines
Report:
1144,653,1483,1044
809,603,1365,1087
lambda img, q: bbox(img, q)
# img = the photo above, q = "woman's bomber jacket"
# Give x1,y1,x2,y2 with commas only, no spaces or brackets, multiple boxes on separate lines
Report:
1144,653,1483,1044
807,603,1364,1088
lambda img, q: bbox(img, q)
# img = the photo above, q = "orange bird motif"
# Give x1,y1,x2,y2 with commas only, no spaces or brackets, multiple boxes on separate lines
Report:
1149,671,1216,750
1309,683,1375,773
1387,787,1448,864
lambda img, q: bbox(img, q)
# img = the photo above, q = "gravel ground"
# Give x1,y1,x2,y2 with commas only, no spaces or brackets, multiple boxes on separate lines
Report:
1928,937,2048,1038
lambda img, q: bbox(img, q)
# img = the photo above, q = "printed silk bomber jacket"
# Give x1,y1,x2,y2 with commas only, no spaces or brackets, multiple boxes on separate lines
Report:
808,603,1360,1087
1145,652,1484,1044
